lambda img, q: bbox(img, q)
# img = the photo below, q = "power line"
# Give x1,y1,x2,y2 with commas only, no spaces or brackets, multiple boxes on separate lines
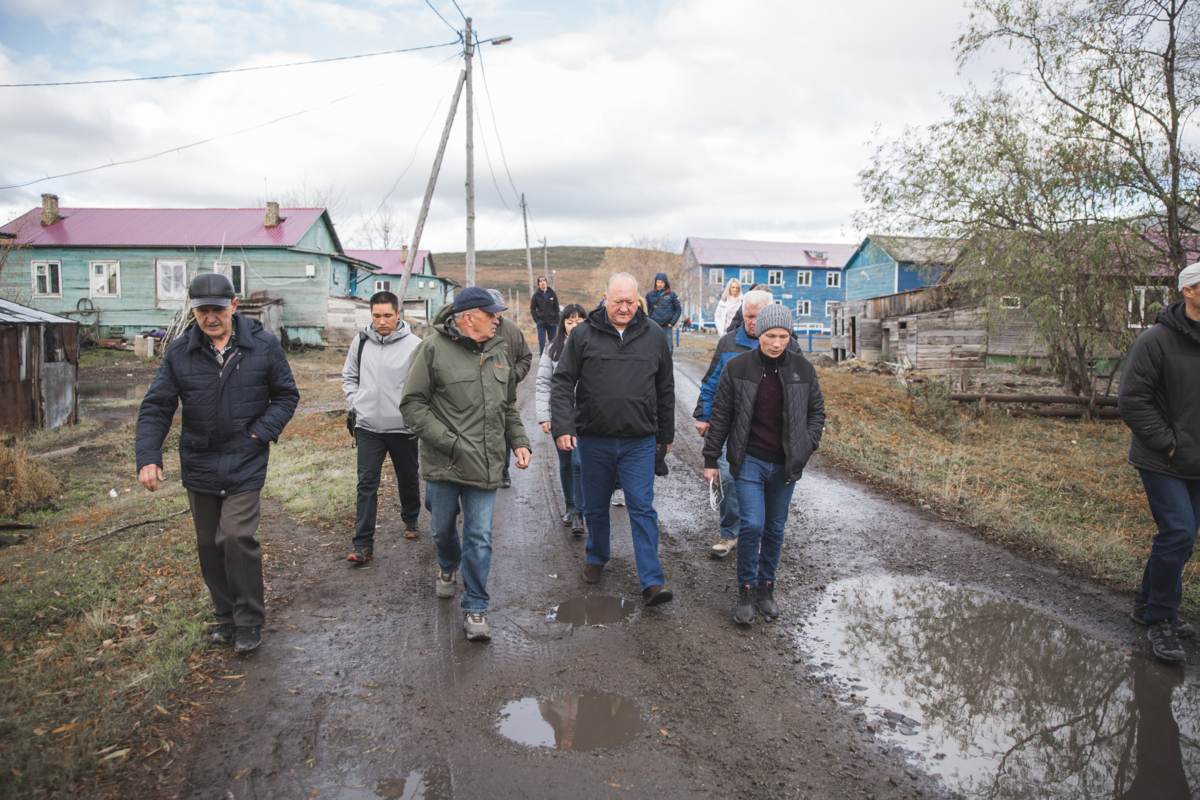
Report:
472,92,513,211
474,46,522,202
423,0,462,37
0,41,461,88
450,0,468,21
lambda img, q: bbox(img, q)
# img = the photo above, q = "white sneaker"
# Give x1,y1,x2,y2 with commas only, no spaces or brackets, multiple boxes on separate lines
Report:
710,537,737,559
463,612,491,641
611,489,625,506
436,570,456,599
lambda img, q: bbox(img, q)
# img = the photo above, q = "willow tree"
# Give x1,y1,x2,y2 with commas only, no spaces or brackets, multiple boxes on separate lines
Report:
859,0,1200,393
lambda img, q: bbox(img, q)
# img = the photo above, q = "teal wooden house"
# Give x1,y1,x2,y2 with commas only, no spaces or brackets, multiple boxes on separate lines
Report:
842,236,961,302
0,195,408,347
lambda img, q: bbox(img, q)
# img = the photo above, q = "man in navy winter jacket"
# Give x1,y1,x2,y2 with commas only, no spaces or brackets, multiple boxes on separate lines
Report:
136,273,298,654
646,272,681,351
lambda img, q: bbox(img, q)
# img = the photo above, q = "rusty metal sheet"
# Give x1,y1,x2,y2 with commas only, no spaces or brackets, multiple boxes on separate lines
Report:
41,361,74,429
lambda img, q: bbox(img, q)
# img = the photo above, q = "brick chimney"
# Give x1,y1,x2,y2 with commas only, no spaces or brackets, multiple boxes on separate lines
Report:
264,201,280,228
40,194,60,226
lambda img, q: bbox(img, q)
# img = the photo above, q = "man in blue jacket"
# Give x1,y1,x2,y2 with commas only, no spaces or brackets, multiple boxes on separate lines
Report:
646,272,681,351
136,273,299,655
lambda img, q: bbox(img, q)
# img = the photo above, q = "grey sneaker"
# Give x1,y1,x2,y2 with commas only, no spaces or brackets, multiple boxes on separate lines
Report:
561,504,574,526
463,612,491,641
756,581,780,620
1132,601,1195,638
611,489,625,506
733,584,756,625
710,537,737,559
1148,619,1186,663
436,570,457,599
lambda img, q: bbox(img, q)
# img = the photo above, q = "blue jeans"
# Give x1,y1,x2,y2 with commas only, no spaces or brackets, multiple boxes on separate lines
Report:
717,445,739,540
426,481,498,613
536,322,557,354
556,445,584,508
735,454,796,587
578,435,665,591
1136,469,1200,623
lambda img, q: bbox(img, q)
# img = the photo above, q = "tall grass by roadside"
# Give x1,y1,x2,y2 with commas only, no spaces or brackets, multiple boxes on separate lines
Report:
816,368,1184,609
0,443,60,518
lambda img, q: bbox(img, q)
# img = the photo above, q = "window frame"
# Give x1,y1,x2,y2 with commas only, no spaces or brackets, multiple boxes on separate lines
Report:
155,259,188,309
739,269,755,285
213,261,245,296
768,270,783,286
796,299,812,316
374,279,393,293
709,269,724,286
825,300,835,317
89,260,121,299
796,271,812,287
826,271,841,288
999,295,1021,310
31,260,61,298
1131,285,1168,327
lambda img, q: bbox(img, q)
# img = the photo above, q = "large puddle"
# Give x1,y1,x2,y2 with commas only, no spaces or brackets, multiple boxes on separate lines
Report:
548,595,636,628
335,766,451,799
496,690,644,751
801,575,1200,798
77,382,150,401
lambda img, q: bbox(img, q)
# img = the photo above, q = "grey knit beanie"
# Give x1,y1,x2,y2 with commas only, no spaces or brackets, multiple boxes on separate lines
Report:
754,303,792,335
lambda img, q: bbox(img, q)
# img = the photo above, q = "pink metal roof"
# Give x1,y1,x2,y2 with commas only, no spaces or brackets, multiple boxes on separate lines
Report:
687,237,858,268
1,207,328,248
344,249,430,275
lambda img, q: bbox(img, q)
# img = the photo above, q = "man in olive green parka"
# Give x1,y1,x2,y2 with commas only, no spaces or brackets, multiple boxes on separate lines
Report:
400,288,531,642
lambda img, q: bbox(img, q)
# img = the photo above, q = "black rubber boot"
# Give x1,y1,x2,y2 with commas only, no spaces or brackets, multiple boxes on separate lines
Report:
756,581,780,620
733,584,756,625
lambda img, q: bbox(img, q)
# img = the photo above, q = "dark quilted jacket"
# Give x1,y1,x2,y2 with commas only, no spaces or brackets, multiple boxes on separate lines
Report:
702,347,825,482
1119,300,1200,479
136,313,299,496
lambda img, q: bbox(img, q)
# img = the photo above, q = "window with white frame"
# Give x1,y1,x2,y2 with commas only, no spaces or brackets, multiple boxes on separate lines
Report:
796,300,812,316
214,261,245,295
768,270,783,286
418,280,427,289
32,261,61,298
1131,285,1169,327
826,271,840,288
90,261,121,298
825,300,835,317
374,279,393,293
999,296,1021,309
709,269,723,285
739,269,754,285
796,271,812,287
156,259,188,308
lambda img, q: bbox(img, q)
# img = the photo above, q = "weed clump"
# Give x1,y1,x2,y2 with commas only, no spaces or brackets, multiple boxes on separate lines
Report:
0,442,59,518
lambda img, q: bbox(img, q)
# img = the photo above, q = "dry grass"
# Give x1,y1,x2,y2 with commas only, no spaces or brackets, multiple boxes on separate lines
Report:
0,443,60,518
816,368,1185,608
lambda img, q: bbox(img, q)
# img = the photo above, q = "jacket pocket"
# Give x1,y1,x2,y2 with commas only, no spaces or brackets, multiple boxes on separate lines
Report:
181,431,210,450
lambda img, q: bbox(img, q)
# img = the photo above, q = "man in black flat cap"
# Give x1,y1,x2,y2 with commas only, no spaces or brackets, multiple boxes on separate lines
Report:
136,272,299,654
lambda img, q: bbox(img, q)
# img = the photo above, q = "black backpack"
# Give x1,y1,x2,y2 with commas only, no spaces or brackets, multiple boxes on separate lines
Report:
345,333,368,444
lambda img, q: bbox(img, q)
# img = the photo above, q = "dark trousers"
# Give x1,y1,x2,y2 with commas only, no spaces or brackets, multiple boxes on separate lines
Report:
189,489,266,627
1136,469,1200,623
354,429,421,548
734,454,797,586
536,322,557,354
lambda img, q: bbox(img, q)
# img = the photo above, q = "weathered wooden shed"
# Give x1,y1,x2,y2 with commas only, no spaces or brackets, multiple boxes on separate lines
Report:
0,298,78,433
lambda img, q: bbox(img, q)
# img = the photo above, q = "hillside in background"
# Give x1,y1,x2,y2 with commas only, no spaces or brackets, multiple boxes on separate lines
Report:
433,246,609,312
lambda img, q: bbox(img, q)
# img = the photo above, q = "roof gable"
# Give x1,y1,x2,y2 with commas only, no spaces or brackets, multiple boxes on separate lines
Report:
686,237,857,268
0,207,334,250
344,249,433,275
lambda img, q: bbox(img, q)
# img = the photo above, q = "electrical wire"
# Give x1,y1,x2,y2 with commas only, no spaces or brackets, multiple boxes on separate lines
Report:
473,92,513,211
423,0,462,37
450,0,468,21
474,46,522,203
484,208,524,250
0,41,461,88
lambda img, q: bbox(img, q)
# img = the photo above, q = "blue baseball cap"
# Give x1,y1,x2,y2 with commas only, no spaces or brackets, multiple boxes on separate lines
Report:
453,286,507,314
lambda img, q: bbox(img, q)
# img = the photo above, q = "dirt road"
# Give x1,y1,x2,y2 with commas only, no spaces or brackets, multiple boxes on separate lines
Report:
161,353,1197,800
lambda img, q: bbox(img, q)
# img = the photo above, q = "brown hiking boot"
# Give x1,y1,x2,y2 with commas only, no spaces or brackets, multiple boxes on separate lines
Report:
642,585,674,607
581,562,604,584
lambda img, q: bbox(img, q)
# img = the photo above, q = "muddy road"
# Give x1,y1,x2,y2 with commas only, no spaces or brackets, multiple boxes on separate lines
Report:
164,353,1200,800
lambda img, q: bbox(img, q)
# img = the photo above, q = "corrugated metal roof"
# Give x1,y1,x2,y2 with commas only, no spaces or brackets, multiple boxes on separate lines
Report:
344,249,431,275
0,297,76,324
687,237,858,268
1,207,328,248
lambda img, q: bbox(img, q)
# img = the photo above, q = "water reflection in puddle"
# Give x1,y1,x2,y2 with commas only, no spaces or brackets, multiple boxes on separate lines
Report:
801,575,1200,798
496,690,644,751
548,595,636,628
78,382,150,401
335,765,451,799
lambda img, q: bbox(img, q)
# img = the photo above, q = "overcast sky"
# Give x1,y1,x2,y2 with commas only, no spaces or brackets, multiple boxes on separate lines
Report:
0,0,992,251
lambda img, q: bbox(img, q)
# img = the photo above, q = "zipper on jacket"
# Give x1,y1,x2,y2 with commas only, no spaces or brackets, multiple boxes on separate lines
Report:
237,362,243,401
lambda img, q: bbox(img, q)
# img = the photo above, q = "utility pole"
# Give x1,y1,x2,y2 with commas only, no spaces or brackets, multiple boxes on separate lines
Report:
540,237,548,283
395,69,468,307
464,17,476,288
522,193,534,295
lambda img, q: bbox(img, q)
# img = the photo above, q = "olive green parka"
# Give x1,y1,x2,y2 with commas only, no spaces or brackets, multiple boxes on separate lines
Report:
400,303,531,489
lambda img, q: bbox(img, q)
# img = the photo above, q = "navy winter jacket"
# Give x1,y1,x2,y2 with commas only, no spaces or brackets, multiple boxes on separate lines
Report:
136,313,299,496
646,272,681,328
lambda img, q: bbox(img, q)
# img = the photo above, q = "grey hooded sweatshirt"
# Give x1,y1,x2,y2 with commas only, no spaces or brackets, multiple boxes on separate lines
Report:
342,320,422,434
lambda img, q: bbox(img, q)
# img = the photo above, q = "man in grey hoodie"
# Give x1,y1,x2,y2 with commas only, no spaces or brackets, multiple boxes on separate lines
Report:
343,291,423,562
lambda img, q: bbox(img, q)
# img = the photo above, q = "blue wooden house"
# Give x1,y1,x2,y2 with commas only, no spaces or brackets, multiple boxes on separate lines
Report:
683,237,857,332
0,195,402,347
344,248,458,323
843,235,961,302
